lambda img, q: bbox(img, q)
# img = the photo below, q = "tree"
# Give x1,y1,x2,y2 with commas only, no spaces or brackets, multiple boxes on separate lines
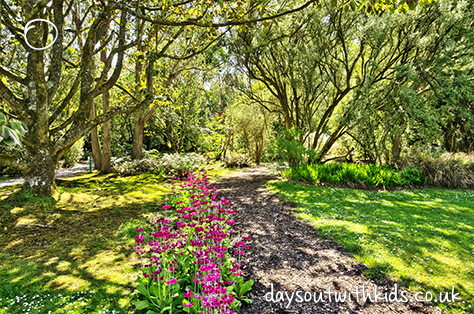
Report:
231,0,459,163
0,0,315,195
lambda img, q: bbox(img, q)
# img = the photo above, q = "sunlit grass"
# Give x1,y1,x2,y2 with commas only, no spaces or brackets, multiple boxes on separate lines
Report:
0,172,171,313
268,181,474,314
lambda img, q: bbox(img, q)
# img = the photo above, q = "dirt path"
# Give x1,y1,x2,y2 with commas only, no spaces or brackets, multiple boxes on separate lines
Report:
214,166,443,314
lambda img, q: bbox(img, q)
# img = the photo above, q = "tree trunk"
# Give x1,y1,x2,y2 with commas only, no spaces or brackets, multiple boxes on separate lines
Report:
90,99,102,170
132,111,145,160
391,130,403,165
132,23,145,160
22,147,56,196
101,90,112,173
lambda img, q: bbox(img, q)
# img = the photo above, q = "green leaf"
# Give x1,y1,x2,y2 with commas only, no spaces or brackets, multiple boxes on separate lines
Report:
135,300,153,310
146,311,159,314
8,121,26,135
6,128,22,146
3,139,14,147
242,297,253,304
160,306,171,313
0,113,6,123
0,125,8,138
239,279,254,296
136,283,149,297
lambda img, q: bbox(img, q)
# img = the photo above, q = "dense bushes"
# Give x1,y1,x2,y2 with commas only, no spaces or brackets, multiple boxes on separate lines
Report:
282,163,424,189
266,128,319,166
159,153,206,175
112,158,164,176
133,172,252,314
221,153,253,168
398,151,474,189
112,153,206,176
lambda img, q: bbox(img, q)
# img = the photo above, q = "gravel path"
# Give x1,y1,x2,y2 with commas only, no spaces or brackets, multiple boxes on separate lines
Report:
214,166,443,314
0,163,91,188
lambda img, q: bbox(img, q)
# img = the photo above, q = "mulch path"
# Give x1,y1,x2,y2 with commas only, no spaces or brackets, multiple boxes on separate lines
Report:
213,166,443,314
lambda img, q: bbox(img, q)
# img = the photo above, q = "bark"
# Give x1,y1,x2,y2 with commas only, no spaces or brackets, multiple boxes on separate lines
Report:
90,97,103,170
391,130,403,165
0,154,27,172
100,49,112,173
100,91,112,173
132,113,145,160
132,22,145,160
22,147,56,196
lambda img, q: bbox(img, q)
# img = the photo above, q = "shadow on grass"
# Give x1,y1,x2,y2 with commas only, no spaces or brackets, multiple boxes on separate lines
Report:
268,181,474,313
0,172,172,313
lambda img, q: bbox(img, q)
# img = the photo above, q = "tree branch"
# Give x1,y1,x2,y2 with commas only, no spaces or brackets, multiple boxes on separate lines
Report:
0,154,26,172
113,0,316,28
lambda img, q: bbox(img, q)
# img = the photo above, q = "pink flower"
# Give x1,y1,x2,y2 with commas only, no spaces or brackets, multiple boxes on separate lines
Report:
165,278,178,285
135,234,145,244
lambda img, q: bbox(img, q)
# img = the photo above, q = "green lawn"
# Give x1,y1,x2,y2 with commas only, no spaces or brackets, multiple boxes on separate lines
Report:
0,167,236,314
268,181,474,314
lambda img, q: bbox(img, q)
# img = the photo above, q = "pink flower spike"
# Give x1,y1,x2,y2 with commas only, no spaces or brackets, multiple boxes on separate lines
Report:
165,278,178,285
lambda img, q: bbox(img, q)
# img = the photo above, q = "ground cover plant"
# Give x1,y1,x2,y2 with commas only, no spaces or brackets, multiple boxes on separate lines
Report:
268,180,474,314
0,167,237,314
133,171,252,314
282,163,424,189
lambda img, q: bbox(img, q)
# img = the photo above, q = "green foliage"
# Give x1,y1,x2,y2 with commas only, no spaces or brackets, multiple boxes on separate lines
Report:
0,113,26,147
112,158,165,176
398,150,474,188
268,181,474,314
61,137,84,168
111,153,206,177
133,173,252,313
0,172,172,314
282,162,424,188
158,153,207,176
226,99,271,164
221,152,253,168
267,128,320,167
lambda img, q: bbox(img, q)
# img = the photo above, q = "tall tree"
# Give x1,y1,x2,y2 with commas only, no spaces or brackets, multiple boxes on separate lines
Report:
231,0,457,162
0,0,315,195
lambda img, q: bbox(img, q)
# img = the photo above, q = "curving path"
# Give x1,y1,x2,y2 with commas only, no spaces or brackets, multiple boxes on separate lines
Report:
214,166,443,314
0,163,91,188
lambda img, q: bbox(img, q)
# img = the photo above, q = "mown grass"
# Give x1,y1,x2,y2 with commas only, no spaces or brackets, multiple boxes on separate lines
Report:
282,163,424,189
268,181,474,314
0,167,237,314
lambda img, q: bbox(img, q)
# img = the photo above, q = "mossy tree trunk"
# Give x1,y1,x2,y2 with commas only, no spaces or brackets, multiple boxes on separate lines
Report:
0,3,153,196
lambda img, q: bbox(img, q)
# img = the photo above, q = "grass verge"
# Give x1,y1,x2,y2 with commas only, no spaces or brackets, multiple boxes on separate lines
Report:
268,180,474,314
0,172,171,313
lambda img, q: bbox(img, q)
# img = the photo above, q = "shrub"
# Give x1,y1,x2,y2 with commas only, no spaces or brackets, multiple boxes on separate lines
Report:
62,138,84,168
398,151,474,188
158,153,206,176
267,127,320,167
111,153,206,177
221,152,253,168
112,158,164,176
133,172,252,314
282,162,424,189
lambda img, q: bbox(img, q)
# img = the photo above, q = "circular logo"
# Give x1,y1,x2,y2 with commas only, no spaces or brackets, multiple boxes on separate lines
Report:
23,19,58,51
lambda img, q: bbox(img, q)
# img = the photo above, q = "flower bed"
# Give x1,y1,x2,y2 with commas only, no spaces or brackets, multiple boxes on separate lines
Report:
133,171,252,314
